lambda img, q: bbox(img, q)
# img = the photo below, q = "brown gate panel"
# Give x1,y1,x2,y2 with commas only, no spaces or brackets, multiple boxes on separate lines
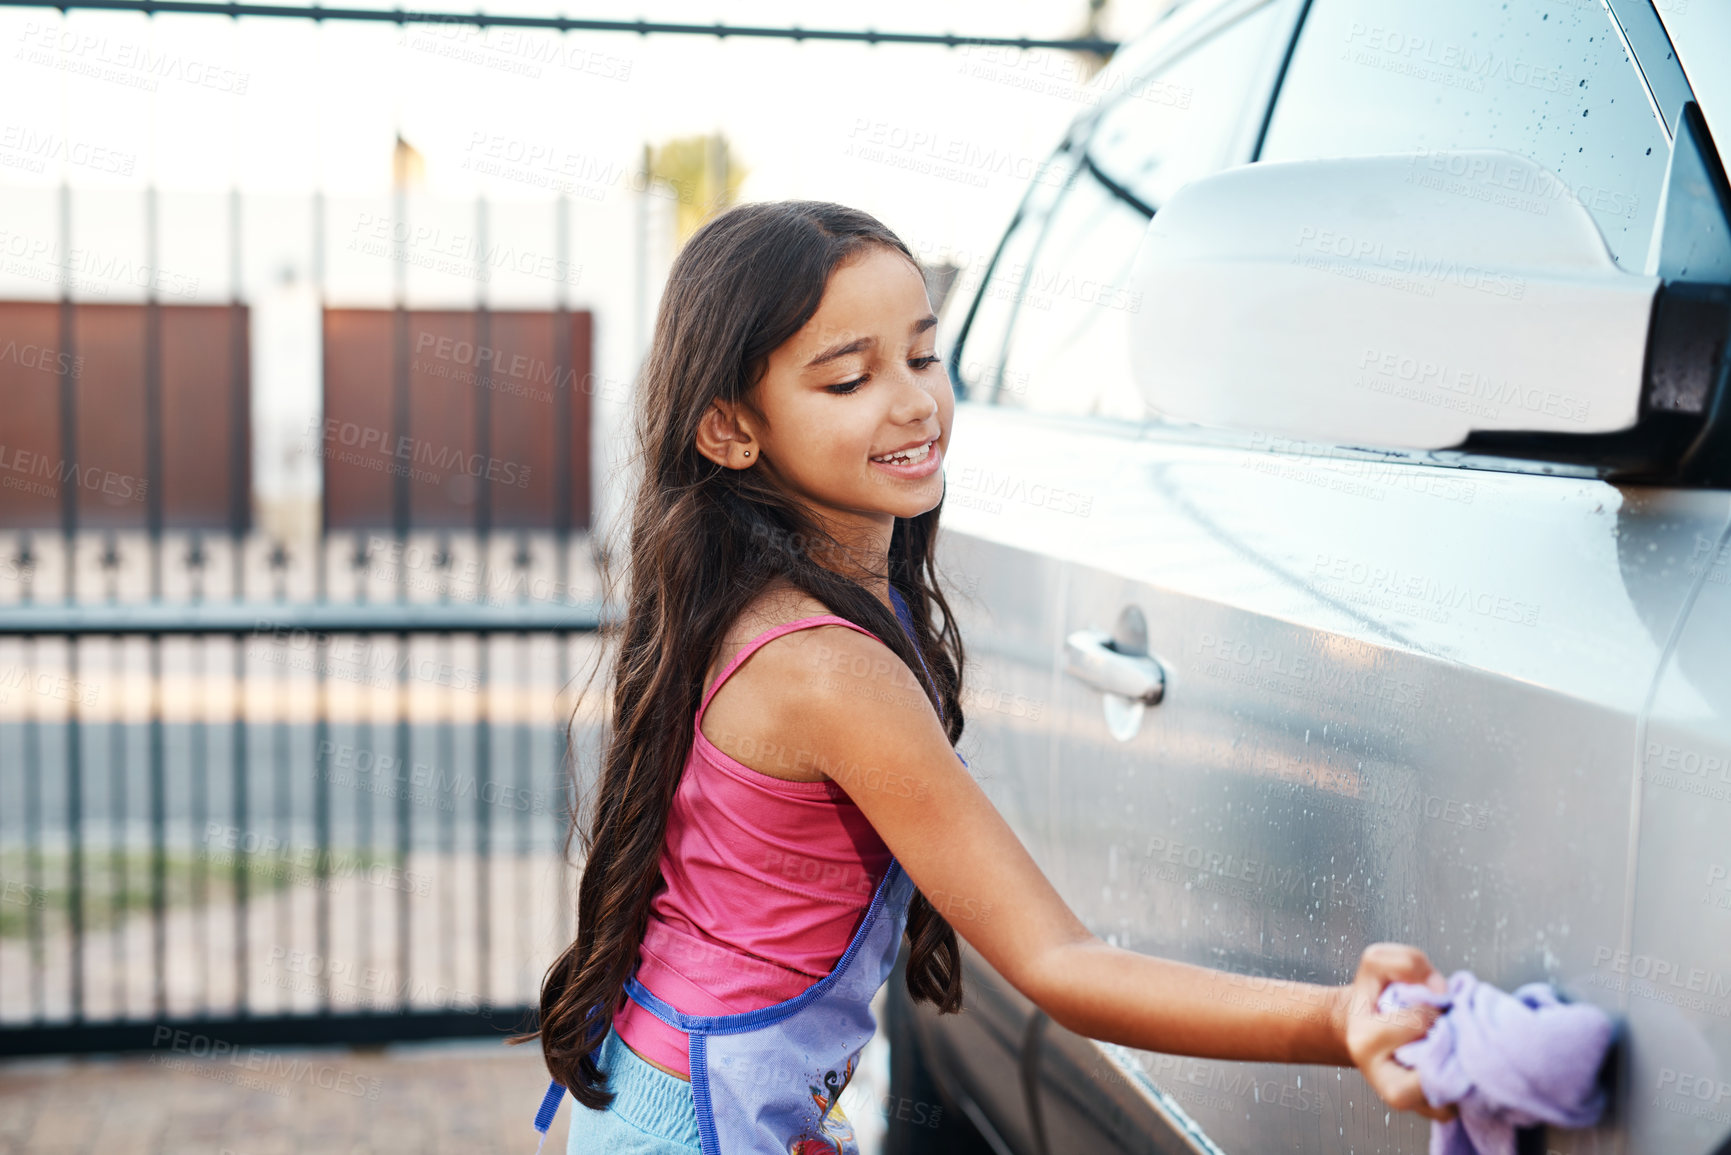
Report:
161,305,249,531
72,304,149,531
484,310,556,529
322,307,592,533
321,309,398,530
0,301,250,532
0,303,67,529
406,310,479,531
567,310,593,538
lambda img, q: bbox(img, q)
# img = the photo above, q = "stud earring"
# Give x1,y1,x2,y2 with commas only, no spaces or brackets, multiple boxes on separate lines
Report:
743,450,751,457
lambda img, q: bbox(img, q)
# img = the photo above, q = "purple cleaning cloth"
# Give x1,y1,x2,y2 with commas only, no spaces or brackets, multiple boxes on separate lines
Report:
1375,971,1614,1155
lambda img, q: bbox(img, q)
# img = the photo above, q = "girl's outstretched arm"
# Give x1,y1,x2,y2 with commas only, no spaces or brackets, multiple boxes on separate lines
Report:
761,624,1453,1123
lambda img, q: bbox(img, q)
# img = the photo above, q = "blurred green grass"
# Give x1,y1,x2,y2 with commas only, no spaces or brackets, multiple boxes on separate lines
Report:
0,845,404,939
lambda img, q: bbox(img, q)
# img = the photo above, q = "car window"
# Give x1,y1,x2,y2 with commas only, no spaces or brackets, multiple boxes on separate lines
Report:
945,148,1079,404
1088,3,1286,210
990,4,1288,421
987,176,1150,420
1260,0,1670,273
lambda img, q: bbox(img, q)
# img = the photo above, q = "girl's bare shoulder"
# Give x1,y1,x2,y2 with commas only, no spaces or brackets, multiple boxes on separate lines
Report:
700,580,892,783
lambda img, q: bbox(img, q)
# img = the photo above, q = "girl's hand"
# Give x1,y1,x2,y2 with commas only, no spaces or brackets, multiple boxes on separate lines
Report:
1340,943,1459,1124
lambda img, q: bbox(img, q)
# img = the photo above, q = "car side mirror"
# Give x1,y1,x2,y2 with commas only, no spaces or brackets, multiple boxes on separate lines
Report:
1127,150,1665,455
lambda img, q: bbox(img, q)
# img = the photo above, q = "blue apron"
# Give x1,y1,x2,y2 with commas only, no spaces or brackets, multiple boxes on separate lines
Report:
535,586,961,1155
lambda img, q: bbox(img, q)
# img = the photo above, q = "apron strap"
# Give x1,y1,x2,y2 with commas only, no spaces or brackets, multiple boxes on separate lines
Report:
532,1078,565,1152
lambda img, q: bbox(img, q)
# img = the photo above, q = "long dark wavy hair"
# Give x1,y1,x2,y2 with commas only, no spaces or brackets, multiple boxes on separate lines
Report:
526,200,967,1108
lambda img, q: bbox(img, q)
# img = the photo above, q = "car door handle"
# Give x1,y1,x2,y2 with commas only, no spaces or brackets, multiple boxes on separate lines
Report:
1063,628,1165,705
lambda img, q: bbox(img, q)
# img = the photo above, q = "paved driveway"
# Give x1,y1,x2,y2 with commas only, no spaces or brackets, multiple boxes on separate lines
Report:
0,1019,892,1154
0,1037,569,1155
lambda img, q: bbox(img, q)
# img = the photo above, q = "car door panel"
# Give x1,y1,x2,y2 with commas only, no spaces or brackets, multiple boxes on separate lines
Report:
1622,515,1731,1155
1036,1013,1226,1155
909,531,1064,1152
939,401,1725,1153
903,950,1038,1154
936,531,1065,878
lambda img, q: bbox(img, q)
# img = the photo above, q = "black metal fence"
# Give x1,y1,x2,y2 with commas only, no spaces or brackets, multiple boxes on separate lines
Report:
0,164,609,1057
0,536,606,1055
0,0,616,1053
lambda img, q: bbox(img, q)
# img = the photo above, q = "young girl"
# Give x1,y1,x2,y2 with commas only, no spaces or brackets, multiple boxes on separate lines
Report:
533,200,1453,1154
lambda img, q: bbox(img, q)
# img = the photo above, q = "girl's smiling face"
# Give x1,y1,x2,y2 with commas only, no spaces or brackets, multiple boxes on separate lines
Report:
697,243,954,557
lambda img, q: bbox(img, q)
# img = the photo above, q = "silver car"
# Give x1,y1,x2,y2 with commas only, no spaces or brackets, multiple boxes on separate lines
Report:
888,0,1731,1152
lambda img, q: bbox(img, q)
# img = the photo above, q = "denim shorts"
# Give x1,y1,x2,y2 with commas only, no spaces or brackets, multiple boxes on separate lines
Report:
566,1025,701,1154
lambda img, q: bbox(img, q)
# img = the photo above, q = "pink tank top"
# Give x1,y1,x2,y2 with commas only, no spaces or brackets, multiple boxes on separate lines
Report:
611,612,895,1078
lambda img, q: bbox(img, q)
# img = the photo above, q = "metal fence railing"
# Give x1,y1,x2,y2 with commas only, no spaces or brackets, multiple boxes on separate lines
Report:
0,533,605,1055
0,70,610,1054
0,175,609,1056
